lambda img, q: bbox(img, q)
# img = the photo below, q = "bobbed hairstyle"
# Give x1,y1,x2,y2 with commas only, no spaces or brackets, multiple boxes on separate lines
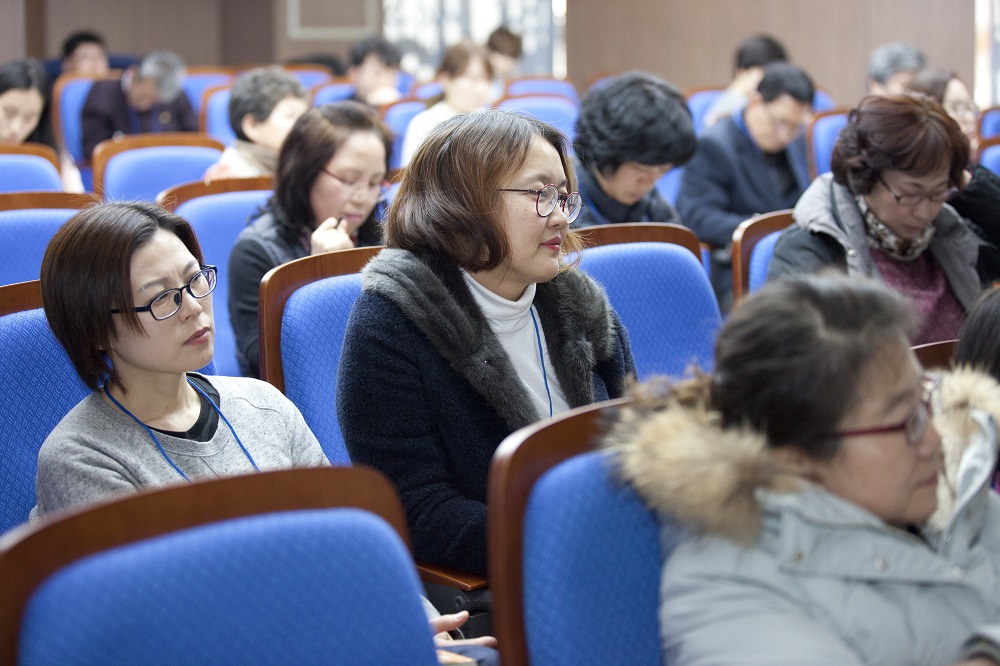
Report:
831,94,970,195
905,68,959,105
710,272,916,460
756,62,814,104
386,109,582,272
271,101,392,245
734,34,787,72
437,40,494,80
487,26,523,59
573,71,696,175
41,201,204,393
0,58,47,98
228,66,307,141
955,286,1000,383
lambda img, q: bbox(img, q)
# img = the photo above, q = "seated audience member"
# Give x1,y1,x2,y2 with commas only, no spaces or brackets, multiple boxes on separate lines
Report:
908,69,980,152
769,95,998,345
956,286,1000,383
31,201,329,518
571,72,696,228
605,272,1000,665
337,110,636,576
400,40,493,166
285,53,346,77
485,25,523,101
348,36,403,107
867,42,927,95
0,58,84,191
228,102,390,378
703,34,788,129
60,30,110,78
81,50,198,159
203,67,309,180
678,62,813,310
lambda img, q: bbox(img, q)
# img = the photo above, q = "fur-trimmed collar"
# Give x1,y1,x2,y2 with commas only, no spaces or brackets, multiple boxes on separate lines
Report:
362,248,620,431
604,369,1000,544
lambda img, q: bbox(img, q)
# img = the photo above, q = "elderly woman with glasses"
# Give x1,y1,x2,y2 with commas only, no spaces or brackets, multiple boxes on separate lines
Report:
337,110,636,576
769,94,1000,345
228,101,391,378
607,272,1000,665
31,202,329,519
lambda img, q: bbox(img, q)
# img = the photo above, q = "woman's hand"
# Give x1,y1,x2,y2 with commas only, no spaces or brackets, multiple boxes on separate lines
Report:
430,610,498,648
310,217,355,255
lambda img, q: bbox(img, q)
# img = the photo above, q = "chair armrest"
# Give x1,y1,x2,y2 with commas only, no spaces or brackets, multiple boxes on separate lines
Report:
417,562,488,591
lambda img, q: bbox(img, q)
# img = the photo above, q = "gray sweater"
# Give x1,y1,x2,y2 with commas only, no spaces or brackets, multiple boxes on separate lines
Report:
31,375,329,519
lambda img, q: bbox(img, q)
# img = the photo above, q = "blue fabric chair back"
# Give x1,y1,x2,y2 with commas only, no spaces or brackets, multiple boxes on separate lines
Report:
182,72,233,114
279,274,364,463
812,89,837,112
412,81,442,99
287,68,332,90
686,89,723,135
496,95,579,142
505,79,580,105
383,99,427,171
176,189,272,377
523,451,680,665
18,508,439,665
56,78,95,164
0,305,216,534
981,107,1000,140
203,87,237,146
101,146,223,202
747,230,782,294
654,167,684,206
397,70,415,95
980,143,1000,177
580,242,721,378
312,82,355,105
0,156,61,193
809,111,848,177
0,208,79,286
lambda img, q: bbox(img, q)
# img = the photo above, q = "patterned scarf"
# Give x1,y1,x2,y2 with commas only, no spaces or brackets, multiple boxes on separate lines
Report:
856,195,934,261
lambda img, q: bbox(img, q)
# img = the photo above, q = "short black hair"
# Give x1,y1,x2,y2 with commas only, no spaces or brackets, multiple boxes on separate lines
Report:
757,62,815,105
228,66,307,141
573,71,696,175
349,36,401,69
735,34,787,71
61,30,107,60
0,58,47,98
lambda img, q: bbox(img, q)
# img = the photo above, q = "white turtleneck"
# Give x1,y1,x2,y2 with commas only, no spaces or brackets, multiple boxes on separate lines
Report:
461,271,570,420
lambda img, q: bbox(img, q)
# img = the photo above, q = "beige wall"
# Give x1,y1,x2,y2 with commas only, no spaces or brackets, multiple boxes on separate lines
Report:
0,0,27,63
566,0,975,109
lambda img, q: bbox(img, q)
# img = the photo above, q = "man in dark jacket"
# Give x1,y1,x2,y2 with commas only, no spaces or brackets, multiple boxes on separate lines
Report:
572,72,696,229
678,62,814,311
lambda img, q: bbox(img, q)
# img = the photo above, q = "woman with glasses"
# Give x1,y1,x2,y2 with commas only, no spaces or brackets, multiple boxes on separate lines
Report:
337,110,636,576
606,272,1000,665
228,101,391,377
31,201,329,518
769,94,1000,344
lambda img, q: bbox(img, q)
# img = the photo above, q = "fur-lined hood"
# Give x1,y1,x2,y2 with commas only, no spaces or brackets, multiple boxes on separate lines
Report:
605,368,1000,544
363,248,628,431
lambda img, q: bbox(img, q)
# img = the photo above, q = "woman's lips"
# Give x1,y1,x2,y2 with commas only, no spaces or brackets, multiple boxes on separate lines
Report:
185,327,211,345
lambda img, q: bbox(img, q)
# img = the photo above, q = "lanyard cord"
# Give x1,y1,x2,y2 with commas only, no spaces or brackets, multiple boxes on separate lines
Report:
529,307,553,418
103,377,259,482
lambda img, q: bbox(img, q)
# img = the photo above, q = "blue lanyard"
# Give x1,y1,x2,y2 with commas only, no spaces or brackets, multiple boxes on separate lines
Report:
104,377,259,481
529,307,553,417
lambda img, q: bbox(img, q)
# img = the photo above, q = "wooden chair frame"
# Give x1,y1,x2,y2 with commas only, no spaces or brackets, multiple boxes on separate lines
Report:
0,280,42,317
91,132,226,198
198,83,232,136
0,466,407,664
976,136,1000,165
806,108,849,179
730,209,794,304
157,175,274,210
912,339,957,370
576,222,701,260
0,143,60,172
488,397,632,666
0,191,97,212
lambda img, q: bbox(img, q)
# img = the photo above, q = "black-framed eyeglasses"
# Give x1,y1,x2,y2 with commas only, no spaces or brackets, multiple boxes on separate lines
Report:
498,184,583,224
111,265,217,321
834,376,940,448
879,176,959,207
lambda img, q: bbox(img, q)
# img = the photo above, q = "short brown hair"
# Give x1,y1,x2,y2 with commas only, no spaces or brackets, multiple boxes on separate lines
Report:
438,40,494,80
41,201,203,392
905,69,956,104
831,94,969,195
486,26,522,59
385,109,582,271
272,101,392,244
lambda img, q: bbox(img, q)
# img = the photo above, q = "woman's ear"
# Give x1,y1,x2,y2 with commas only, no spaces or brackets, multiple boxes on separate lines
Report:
241,113,261,144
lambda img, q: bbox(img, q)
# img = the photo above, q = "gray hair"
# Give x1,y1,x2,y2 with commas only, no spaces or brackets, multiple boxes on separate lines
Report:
228,66,307,140
136,50,186,102
867,42,926,84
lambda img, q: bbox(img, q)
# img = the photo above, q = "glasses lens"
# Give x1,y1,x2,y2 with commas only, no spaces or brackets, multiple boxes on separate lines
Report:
150,290,183,320
536,185,559,217
905,402,929,447
565,192,583,224
189,268,216,298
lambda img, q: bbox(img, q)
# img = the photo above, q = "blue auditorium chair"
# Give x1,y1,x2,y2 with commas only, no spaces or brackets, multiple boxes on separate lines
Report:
495,94,579,143
200,86,237,146
730,209,794,304
182,67,234,115
312,80,355,105
685,87,724,135
505,77,580,105
0,144,63,193
92,133,225,202
381,99,427,171
807,109,848,178
0,192,96,286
